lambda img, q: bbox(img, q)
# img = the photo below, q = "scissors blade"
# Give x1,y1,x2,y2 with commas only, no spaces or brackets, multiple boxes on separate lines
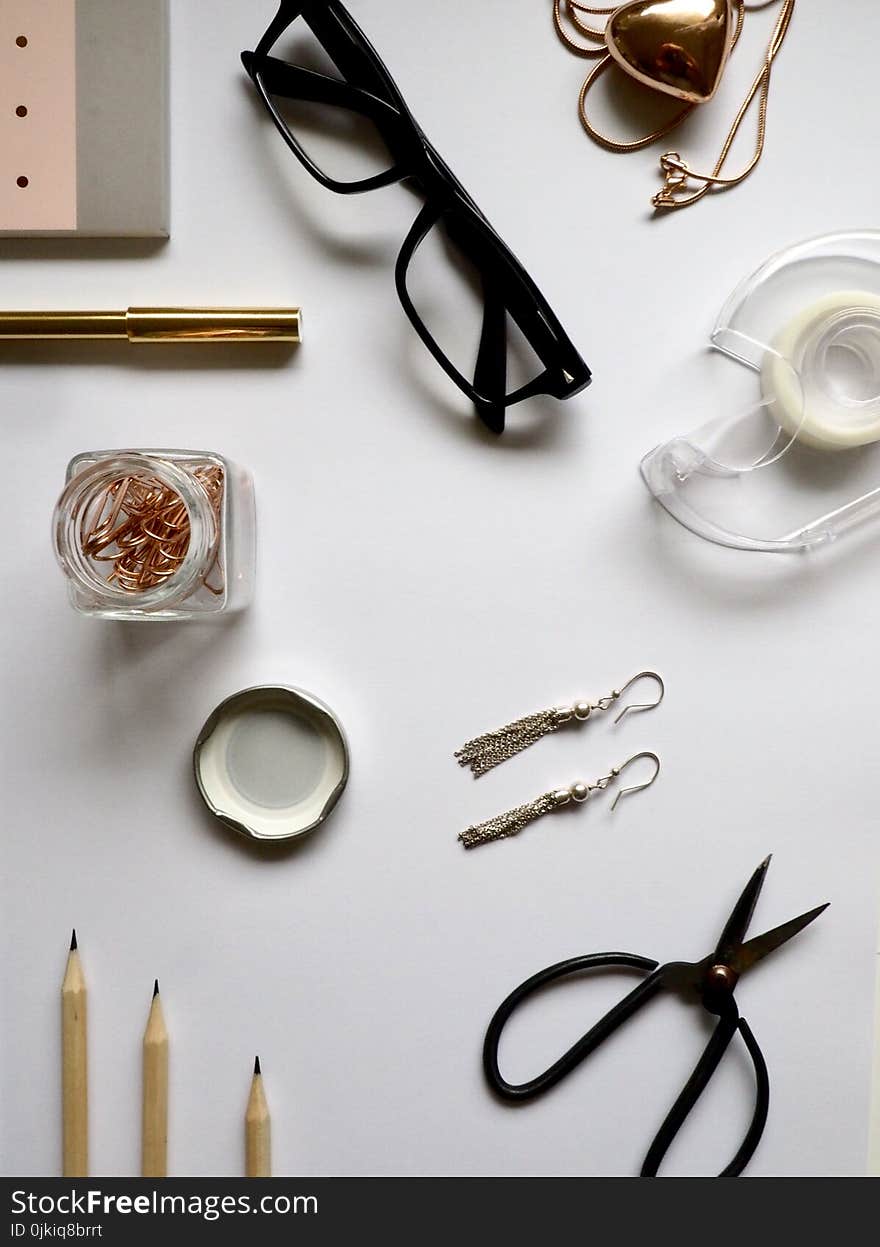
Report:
732,903,829,976
713,855,772,966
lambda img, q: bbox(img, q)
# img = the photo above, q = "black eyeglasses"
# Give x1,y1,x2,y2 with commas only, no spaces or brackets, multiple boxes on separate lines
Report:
242,0,591,434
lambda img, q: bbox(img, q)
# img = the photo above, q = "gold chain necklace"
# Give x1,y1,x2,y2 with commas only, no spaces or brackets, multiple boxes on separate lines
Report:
553,0,796,212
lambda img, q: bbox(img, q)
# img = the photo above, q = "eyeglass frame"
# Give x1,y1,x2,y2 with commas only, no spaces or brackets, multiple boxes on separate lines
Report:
242,0,591,433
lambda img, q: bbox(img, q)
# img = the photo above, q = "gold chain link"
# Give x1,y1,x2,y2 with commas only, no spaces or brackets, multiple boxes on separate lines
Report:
552,0,615,53
553,0,796,211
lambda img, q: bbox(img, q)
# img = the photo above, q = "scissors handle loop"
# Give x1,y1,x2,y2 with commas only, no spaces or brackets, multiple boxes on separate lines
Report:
641,1008,769,1177
483,952,661,1101
483,953,770,1176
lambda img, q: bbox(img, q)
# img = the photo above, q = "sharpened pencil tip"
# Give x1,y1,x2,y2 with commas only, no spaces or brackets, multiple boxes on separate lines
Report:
254,1055,261,1076
759,854,772,870
153,978,160,998
70,929,77,951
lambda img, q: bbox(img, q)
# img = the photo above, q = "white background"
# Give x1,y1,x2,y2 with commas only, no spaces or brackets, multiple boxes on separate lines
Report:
1,0,878,1178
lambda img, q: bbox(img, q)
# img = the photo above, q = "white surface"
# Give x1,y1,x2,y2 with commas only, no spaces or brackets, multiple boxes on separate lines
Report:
0,0,878,1178
871,918,880,1175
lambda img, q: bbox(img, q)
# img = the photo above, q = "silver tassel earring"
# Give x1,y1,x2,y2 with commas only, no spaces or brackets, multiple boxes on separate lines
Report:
454,672,664,777
458,752,661,850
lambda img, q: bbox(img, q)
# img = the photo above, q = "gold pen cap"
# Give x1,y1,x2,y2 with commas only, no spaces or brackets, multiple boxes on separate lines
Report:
0,307,301,343
125,308,301,343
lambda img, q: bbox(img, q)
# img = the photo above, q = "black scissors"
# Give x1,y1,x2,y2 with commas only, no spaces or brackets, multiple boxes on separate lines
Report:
482,856,828,1176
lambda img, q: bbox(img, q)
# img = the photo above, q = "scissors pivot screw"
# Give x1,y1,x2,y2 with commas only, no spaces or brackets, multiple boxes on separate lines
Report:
705,964,738,994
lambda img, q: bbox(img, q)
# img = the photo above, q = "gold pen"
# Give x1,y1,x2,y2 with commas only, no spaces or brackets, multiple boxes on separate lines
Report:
0,307,301,343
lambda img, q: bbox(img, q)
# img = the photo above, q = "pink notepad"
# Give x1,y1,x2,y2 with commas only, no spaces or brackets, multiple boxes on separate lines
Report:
0,0,168,237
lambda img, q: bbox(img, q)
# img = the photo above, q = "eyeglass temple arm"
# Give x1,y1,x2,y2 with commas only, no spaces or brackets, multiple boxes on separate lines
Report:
446,210,588,403
260,2,402,107
247,53,404,133
303,0,403,103
255,3,301,60
472,280,508,433
444,212,526,431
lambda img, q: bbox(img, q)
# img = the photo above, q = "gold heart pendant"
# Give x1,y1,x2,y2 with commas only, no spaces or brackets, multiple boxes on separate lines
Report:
606,0,733,105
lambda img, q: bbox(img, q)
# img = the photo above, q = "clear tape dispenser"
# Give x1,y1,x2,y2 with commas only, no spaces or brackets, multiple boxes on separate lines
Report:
641,231,880,553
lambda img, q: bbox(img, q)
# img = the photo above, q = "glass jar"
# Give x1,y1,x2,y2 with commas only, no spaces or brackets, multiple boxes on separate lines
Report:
53,449,255,620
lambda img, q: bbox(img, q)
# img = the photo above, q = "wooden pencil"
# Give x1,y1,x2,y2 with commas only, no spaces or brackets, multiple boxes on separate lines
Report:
61,929,88,1177
245,1056,271,1177
141,979,168,1177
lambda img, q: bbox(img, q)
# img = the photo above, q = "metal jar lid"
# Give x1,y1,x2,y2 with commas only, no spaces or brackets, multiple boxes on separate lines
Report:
193,685,349,843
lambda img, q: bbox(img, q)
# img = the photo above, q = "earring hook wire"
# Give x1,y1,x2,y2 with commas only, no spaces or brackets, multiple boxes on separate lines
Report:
610,751,661,811
613,671,665,725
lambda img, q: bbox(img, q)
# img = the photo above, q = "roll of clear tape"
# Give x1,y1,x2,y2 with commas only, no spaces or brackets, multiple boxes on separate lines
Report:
763,291,880,451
